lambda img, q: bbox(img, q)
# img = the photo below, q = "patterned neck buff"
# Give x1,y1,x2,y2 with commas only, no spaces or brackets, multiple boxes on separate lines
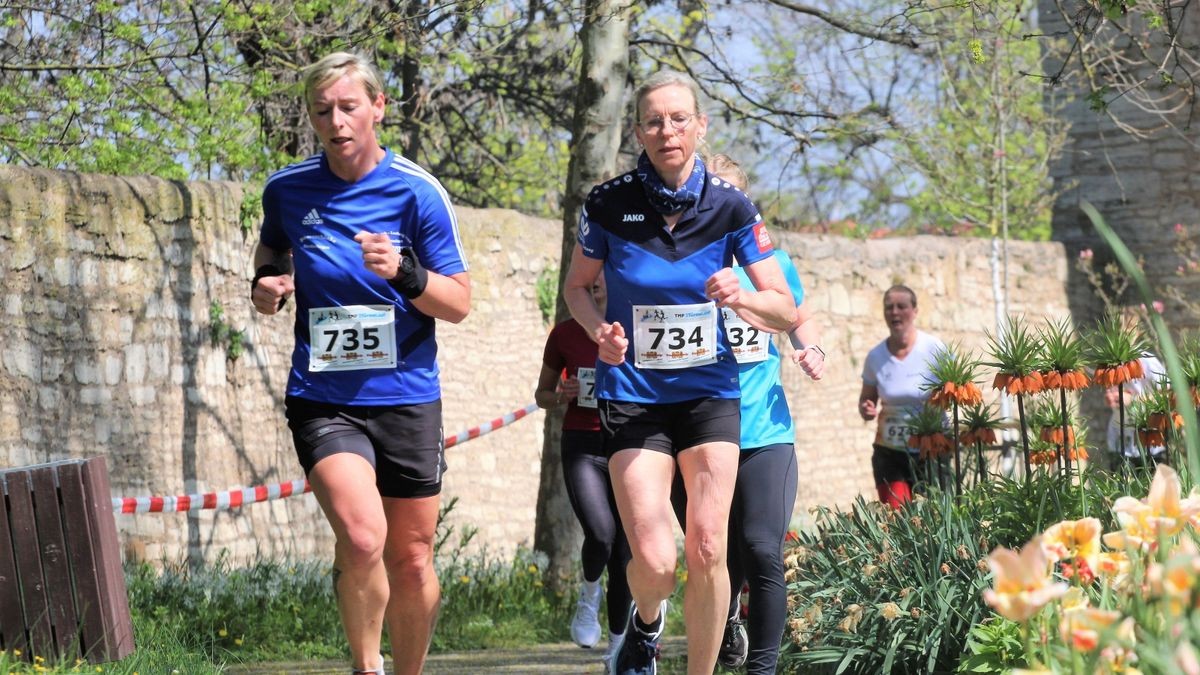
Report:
637,152,706,215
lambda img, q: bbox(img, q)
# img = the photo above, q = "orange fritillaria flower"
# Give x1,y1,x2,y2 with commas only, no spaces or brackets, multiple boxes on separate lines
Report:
1094,360,1140,388
994,371,1044,395
960,428,998,446
1043,369,1089,391
930,381,983,408
1038,426,1076,446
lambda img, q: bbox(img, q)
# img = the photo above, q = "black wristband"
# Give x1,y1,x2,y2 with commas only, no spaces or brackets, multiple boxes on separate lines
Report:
388,247,429,299
251,264,289,310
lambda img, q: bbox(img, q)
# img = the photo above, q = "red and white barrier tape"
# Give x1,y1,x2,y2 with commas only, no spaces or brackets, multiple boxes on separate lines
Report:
113,402,541,514
444,402,539,448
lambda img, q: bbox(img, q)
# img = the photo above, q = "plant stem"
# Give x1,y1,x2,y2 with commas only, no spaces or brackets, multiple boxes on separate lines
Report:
1060,385,1072,479
1017,393,1031,479
975,440,985,485
953,402,962,495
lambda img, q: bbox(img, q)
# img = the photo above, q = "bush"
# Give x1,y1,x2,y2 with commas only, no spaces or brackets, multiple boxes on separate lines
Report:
779,469,1146,674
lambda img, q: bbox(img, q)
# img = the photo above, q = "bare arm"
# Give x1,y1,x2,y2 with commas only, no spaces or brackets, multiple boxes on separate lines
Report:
787,302,825,380
250,242,294,315
564,244,627,365
410,271,471,324
563,244,605,338
535,364,579,410
355,231,471,323
706,255,796,333
859,383,879,421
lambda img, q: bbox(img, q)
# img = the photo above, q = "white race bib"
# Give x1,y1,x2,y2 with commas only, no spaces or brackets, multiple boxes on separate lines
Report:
632,303,719,370
308,305,397,372
721,308,769,364
876,412,912,451
577,367,597,409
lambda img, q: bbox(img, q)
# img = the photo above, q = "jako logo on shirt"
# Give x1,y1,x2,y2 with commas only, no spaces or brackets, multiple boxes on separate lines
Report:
301,209,324,226
622,213,645,222
753,221,772,253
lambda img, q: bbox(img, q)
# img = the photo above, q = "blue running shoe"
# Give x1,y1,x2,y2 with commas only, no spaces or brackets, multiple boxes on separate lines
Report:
610,601,665,675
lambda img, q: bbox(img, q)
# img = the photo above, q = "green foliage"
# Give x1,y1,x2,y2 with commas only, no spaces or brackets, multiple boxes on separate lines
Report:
781,492,994,674
779,466,1152,674
896,2,1066,240
208,300,246,361
126,556,346,662
0,1,578,215
536,266,558,325
956,616,1025,673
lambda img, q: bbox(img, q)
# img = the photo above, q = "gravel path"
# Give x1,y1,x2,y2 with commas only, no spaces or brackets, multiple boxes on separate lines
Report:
224,636,688,674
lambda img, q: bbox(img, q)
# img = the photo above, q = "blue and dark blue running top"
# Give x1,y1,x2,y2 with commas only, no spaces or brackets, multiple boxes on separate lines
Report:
260,147,468,406
577,161,776,404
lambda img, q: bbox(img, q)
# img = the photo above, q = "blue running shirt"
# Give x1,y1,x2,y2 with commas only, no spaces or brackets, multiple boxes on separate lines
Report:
578,168,776,403
733,250,804,450
260,148,468,406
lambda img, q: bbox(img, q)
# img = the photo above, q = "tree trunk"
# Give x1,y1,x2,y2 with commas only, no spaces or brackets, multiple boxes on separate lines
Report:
533,0,632,593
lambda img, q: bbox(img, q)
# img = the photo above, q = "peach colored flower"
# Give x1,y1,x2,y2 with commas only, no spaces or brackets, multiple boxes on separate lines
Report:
1177,642,1200,675
1147,537,1200,615
1095,551,1133,591
1104,465,1200,550
1060,586,1089,613
1042,517,1102,572
1058,608,1129,652
983,536,1069,622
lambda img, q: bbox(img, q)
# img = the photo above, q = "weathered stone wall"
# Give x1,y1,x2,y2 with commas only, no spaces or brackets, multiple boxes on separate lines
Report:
1039,2,1200,324
0,166,1071,565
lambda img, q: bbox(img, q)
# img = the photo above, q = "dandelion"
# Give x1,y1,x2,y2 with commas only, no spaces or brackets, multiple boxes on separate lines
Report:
459,575,470,584
218,627,228,637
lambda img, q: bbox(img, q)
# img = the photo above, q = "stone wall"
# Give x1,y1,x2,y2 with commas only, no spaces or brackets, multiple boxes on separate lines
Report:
0,166,1071,565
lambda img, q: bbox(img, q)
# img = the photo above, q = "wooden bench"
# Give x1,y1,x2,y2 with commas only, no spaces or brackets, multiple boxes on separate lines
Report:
0,457,134,663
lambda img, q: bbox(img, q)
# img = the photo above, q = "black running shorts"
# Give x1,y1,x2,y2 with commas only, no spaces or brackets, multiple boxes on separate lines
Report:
285,396,445,498
599,397,740,456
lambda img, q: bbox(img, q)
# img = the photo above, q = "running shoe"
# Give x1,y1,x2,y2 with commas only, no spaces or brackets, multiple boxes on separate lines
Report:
610,601,666,675
603,631,624,673
570,579,603,648
717,612,749,669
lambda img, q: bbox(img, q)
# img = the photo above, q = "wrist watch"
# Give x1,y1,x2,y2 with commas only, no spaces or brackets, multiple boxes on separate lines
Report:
398,247,416,276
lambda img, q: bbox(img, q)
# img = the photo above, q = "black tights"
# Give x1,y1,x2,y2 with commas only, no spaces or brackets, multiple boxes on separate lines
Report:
670,443,798,675
561,430,632,635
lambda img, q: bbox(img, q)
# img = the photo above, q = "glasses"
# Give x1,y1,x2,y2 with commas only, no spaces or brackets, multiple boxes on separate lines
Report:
638,113,695,135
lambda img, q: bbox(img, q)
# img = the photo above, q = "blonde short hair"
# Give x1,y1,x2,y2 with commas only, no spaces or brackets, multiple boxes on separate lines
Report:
633,69,703,120
706,153,748,191
302,52,385,109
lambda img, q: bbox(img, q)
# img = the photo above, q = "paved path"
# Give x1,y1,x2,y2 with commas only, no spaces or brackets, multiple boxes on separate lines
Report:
224,636,688,674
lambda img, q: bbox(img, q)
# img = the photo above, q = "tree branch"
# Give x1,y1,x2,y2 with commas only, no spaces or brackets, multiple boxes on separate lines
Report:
760,0,921,49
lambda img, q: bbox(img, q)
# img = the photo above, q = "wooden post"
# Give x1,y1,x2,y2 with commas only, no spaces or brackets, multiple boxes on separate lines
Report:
0,457,134,663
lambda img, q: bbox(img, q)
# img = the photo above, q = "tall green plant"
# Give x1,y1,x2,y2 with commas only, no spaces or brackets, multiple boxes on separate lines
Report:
1082,202,1200,478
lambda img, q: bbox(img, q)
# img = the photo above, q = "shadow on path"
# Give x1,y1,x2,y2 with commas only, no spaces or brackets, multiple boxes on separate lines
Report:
224,636,688,674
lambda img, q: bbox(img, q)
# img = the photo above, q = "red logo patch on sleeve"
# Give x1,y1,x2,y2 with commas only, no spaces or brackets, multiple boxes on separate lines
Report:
753,222,773,253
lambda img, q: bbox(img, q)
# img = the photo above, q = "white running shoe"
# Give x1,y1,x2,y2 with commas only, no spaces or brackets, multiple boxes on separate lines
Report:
570,579,604,648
